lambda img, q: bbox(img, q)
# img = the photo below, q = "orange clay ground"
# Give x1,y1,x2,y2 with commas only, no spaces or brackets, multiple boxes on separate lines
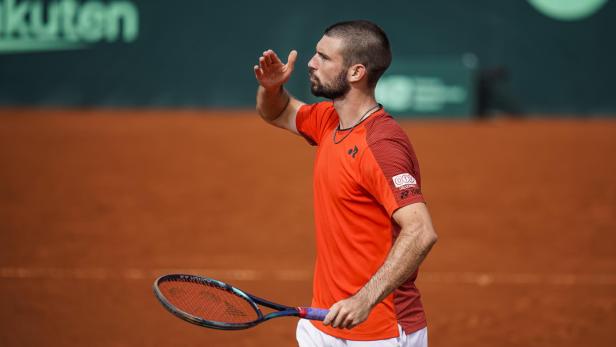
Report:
1,109,615,347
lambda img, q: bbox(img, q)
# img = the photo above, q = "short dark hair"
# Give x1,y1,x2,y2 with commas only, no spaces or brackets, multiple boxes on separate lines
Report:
324,20,392,88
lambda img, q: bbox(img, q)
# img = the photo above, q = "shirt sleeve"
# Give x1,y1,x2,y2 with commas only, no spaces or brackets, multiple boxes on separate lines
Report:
295,101,335,146
360,135,425,217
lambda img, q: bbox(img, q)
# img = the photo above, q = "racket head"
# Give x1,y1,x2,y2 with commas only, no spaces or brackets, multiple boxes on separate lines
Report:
153,274,263,330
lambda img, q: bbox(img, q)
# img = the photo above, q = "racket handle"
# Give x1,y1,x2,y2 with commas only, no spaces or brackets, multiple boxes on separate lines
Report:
298,307,329,321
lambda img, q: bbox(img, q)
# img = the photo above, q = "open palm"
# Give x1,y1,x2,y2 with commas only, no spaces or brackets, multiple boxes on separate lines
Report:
254,50,298,90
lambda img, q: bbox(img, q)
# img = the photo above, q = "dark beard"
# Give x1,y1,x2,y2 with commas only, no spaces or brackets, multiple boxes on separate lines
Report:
309,69,350,99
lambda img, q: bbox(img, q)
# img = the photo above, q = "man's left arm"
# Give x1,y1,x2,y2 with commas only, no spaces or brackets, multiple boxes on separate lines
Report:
323,202,438,329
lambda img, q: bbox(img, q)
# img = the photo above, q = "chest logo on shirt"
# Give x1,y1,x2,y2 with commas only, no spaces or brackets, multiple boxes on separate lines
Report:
392,173,417,189
347,145,359,159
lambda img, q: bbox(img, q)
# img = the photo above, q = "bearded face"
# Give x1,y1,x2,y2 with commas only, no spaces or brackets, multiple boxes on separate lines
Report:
309,66,350,100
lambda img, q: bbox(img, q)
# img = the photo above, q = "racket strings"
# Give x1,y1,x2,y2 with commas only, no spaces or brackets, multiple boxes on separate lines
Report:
159,278,259,324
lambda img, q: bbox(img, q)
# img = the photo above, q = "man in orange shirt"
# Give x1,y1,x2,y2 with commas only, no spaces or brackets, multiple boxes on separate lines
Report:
254,20,438,347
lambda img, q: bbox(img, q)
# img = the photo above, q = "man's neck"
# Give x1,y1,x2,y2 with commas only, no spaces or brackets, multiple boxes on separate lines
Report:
333,89,379,129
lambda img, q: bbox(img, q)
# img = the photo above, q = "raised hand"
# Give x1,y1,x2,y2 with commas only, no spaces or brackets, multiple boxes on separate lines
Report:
254,49,298,91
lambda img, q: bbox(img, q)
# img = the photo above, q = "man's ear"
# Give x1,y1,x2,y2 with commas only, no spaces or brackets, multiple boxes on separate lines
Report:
348,64,367,83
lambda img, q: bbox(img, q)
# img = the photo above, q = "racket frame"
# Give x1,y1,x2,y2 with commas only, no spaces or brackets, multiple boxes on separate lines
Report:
153,274,310,330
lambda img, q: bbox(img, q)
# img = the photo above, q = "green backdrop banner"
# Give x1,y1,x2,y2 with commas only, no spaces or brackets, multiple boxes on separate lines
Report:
0,0,614,116
375,56,478,117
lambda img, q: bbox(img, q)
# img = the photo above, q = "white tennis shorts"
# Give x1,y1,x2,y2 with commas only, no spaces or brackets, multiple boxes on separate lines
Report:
296,319,428,347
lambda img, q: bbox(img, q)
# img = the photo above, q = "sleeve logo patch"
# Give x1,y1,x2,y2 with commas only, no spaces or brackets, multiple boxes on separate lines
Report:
392,173,417,189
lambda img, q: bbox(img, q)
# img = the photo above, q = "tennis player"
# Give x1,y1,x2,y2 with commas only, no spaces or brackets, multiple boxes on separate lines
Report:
254,20,438,347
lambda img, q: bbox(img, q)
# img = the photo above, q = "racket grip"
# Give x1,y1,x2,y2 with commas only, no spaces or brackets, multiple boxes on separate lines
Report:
298,307,329,321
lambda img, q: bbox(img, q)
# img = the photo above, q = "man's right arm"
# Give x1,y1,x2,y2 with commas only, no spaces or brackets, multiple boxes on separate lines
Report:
256,85,304,134
254,50,305,135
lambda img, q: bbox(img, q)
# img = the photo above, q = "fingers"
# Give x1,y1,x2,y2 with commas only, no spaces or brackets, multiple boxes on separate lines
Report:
253,49,298,85
269,50,282,64
287,50,298,71
257,49,297,69
322,304,338,326
264,50,275,65
322,297,373,330
333,309,350,329
258,55,269,71
259,50,276,71
323,303,353,329
253,65,263,80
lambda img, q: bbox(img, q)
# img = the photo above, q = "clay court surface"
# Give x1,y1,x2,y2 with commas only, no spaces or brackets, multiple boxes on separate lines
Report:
0,109,615,346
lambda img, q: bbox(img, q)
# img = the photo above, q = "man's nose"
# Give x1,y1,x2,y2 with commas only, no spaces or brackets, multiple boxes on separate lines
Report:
308,55,318,70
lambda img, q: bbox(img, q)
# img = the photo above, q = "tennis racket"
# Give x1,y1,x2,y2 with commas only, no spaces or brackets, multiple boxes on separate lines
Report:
153,274,329,330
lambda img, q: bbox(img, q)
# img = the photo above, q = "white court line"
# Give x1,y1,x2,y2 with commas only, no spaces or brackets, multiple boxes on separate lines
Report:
0,267,615,286
420,272,616,286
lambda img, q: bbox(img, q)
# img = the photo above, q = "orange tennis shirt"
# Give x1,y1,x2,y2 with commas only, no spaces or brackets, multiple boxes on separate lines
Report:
296,101,427,341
